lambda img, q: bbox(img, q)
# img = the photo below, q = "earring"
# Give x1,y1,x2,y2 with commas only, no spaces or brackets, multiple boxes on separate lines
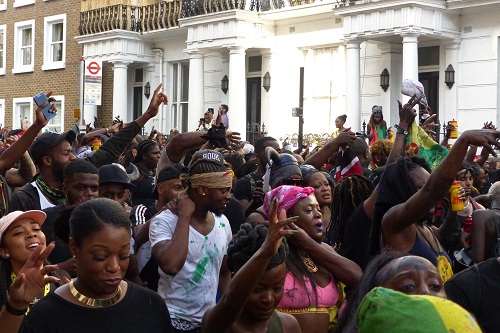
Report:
5,254,9,258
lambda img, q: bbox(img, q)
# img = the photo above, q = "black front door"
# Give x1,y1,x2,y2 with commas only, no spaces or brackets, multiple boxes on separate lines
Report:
418,71,440,138
133,86,143,120
246,77,262,144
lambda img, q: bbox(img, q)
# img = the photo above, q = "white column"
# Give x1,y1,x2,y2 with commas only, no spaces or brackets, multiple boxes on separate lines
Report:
401,33,420,81
443,41,460,125
187,49,205,130
111,61,131,121
346,40,361,131
228,45,247,140
220,52,229,104
378,43,403,127
261,49,272,133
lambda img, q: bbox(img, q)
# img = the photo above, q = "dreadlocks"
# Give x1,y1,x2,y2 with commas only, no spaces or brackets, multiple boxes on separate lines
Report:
326,174,374,249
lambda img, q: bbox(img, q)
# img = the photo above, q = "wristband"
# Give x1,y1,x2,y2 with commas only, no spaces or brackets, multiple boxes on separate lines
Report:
4,299,27,316
394,124,409,136
105,128,110,137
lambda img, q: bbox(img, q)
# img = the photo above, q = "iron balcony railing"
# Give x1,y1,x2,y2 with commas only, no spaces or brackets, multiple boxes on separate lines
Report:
79,0,343,35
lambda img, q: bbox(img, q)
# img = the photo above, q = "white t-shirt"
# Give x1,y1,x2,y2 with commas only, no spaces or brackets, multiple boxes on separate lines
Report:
149,210,232,325
31,182,55,210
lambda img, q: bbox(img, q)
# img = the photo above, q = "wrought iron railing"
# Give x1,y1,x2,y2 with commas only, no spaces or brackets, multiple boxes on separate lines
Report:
80,2,181,35
79,0,347,35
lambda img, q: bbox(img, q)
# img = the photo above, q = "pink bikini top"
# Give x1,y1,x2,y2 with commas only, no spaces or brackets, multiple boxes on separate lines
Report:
277,271,338,309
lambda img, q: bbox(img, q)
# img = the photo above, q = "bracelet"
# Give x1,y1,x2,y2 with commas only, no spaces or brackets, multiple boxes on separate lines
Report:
105,128,110,137
4,299,27,316
394,124,409,136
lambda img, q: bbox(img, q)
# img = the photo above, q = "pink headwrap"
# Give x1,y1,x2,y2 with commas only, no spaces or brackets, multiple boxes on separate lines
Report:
263,185,315,217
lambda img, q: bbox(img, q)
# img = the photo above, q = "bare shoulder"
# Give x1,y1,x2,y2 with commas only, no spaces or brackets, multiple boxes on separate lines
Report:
472,209,492,219
278,312,302,333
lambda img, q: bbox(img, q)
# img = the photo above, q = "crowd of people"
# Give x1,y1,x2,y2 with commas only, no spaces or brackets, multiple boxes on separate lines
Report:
0,83,499,333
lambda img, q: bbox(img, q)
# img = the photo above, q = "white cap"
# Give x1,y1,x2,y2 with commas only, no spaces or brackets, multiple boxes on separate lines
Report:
0,210,46,242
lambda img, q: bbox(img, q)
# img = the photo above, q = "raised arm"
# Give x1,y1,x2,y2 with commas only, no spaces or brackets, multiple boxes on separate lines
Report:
0,243,60,333
158,129,240,171
0,92,56,173
90,84,168,168
151,197,194,276
386,95,421,165
303,131,356,170
202,200,294,333
383,129,500,235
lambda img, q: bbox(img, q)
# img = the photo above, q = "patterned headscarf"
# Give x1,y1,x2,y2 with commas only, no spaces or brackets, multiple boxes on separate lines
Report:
263,185,315,217
357,287,482,333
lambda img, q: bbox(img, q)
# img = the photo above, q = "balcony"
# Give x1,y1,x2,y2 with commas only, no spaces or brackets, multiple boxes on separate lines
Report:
79,0,348,35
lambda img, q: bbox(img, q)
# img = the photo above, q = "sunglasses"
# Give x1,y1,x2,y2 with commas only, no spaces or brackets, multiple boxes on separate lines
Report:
281,178,303,186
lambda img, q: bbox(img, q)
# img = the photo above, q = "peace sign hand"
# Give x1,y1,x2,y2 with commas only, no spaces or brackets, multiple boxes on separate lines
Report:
7,242,61,311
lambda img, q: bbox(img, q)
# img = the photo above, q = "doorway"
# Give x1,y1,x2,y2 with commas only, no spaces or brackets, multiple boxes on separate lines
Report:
246,77,262,144
133,86,143,120
418,71,440,138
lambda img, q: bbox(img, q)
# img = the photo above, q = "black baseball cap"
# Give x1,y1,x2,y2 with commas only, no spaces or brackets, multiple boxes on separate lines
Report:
98,164,136,189
152,164,184,199
29,131,77,166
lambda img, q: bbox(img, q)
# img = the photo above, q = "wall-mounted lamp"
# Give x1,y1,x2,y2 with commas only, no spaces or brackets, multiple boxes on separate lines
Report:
445,64,455,89
221,75,229,94
379,68,390,92
144,82,151,99
263,72,271,92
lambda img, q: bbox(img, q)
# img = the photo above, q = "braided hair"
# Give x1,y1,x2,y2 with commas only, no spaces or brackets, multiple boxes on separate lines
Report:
134,140,159,163
326,175,374,248
227,222,288,272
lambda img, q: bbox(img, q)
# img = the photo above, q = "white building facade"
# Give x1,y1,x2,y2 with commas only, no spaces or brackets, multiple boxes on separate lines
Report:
76,0,500,143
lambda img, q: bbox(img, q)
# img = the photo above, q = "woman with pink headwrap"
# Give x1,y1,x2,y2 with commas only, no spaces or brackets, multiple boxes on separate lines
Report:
263,186,362,333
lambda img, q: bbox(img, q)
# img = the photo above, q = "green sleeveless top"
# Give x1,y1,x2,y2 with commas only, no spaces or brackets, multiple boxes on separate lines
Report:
267,311,284,333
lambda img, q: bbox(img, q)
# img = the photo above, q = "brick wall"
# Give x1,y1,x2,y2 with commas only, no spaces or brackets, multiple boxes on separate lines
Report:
97,65,114,125
0,0,81,131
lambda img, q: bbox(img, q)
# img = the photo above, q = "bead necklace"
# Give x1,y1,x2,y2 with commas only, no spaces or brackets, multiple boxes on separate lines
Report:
69,280,122,308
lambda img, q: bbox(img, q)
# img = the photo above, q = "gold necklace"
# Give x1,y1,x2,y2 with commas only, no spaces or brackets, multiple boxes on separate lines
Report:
302,254,319,273
69,280,122,308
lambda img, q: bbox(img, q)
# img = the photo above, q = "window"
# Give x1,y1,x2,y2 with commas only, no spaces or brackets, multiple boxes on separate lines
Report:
13,20,35,73
171,62,189,133
0,0,6,11
0,25,5,75
12,98,33,129
0,99,5,127
43,14,66,70
46,95,64,133
13,0,35,8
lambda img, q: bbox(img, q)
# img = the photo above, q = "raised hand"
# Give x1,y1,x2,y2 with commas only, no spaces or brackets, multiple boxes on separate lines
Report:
7,242,60,311
145,84,168,118
34,91,57,128
460,129,500,157
177,195,196,218
483,121,497,130
262,198,298,256
421,114,437,137
225,130,241,148
397,94,422,127
333,129,356,147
